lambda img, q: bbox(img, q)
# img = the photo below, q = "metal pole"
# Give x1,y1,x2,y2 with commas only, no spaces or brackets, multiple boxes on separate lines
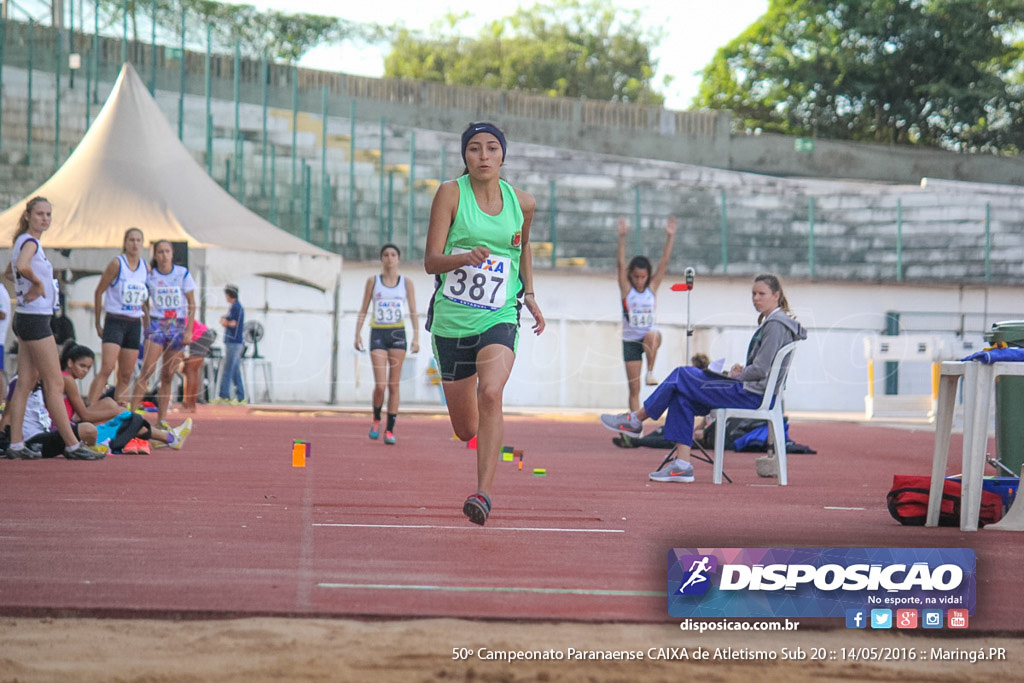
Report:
303,162,312,242
896,198,903,281
121,0,127,64
378,117,386,240
291,65,298,214
632,185,641,255
234,41,241,190
177,5,185,140
408,130,416,257
549,180,557,269
807,196,815,277
386,170,394,243
69,0,75,89
260,54,268,195
321,85,329,246
347,100,355,246
26,18,33,166
984,202,992,283
270,150,278,224
55,19,61,169
206,114,213,176
719,189,728,274
91,0,98,104
1,10,7,153
148,0,155,94
329,274,341,404
204,24,211,173
84,27,91,127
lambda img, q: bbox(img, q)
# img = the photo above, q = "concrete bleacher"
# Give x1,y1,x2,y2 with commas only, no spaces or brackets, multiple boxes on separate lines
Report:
2,59,1024,286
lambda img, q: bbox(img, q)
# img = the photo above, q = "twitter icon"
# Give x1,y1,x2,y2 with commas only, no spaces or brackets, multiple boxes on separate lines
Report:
870,609,893,629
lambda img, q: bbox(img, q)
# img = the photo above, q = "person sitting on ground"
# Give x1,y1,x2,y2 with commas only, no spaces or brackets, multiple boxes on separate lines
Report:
60,343,192,454
600,274,806,483
0,376,103,458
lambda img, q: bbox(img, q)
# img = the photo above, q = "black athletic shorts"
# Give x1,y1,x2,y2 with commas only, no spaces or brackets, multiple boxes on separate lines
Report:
622,340,644,362
102,314,143,351
13,313,53,341
370,327,407,351
27,423,81,459
431,323,517,382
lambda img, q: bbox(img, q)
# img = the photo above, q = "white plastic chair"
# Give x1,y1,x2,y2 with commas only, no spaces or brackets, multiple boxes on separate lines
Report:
711,340,802,485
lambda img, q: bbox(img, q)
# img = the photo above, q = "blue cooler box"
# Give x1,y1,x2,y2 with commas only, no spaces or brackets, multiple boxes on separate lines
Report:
946,475,1019,514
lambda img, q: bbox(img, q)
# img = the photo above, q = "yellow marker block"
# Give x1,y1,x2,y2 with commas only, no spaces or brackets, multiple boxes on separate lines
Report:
502,453,514,462
533,468,546,476
292,442,307,468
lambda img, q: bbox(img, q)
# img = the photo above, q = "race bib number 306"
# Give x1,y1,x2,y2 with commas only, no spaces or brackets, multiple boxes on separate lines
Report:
442,249,511,311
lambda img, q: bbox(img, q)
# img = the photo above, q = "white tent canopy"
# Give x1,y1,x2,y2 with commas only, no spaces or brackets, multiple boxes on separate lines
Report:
0,62,341,293
0,63,344,403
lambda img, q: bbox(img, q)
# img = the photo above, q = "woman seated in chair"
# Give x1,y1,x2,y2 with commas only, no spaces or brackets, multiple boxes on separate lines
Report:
600,273,806,483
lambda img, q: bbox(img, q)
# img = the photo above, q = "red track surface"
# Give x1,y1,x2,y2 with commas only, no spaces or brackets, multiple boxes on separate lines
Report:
0,407,1021,631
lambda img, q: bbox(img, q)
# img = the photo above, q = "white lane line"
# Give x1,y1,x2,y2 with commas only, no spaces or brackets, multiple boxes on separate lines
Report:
317,583,660,596
313,523,624,533
823,506,867,510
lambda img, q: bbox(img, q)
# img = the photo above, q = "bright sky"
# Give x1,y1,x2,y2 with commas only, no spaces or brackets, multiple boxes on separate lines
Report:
244,0,769,110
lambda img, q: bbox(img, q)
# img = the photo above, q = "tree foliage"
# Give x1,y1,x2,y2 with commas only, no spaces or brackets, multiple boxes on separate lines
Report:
695,0,1024,152
383,0,665,104
95,0,385,63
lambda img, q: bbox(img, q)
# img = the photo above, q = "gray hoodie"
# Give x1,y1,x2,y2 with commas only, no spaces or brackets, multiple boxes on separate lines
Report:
739,308,807,395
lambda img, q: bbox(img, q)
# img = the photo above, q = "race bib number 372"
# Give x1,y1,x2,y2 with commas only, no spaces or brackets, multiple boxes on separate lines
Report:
442,249,511,311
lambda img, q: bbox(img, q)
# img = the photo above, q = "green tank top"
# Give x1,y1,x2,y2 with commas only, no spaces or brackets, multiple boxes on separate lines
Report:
429,174,524,337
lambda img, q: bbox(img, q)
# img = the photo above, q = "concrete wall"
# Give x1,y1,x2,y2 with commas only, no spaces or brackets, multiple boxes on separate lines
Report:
338,263,1020,413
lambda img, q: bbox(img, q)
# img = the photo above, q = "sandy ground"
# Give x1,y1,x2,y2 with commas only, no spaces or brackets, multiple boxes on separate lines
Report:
1,617,1020,682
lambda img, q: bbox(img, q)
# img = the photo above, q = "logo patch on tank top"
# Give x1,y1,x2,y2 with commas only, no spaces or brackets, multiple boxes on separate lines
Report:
511,231,522,248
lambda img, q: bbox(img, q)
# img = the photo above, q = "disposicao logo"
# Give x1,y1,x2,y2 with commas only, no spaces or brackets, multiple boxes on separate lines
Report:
667,548,976,619
675,555,718,596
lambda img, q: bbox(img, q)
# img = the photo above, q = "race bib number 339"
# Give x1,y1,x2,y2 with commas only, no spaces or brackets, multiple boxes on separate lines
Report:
442,249,511,311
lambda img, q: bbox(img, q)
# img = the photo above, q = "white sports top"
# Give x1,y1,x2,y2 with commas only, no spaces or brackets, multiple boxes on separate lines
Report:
104,254,148,318
370,275,407,330
147,264,196,320
11,233,57,315
622,286,657,341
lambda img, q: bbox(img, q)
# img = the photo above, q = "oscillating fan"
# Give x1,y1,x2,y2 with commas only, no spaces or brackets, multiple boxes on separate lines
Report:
243,320,264,358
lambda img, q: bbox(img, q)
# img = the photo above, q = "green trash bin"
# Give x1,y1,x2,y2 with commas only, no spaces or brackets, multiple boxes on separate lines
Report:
982,321,1024,474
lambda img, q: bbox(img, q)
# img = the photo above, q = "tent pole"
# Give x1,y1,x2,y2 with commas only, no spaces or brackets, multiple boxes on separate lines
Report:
329,273,341,404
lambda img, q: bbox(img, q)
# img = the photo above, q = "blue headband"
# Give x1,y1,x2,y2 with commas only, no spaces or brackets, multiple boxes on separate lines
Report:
461,123,507,163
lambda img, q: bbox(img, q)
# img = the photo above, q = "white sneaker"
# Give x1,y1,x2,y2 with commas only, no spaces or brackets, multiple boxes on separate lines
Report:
645,371,658,386
169,418,193,450
649,459,695,483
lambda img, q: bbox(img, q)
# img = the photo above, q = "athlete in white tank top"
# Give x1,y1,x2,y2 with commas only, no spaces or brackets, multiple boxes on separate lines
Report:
616,216,676,413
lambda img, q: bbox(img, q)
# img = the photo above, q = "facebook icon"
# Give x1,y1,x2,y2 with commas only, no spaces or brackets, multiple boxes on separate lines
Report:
846,609,867,629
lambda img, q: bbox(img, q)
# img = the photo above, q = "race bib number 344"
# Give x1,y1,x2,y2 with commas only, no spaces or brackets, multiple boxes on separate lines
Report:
442,249,511,311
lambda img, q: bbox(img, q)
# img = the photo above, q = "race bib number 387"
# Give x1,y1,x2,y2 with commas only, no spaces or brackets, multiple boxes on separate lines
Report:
442,249,511,311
